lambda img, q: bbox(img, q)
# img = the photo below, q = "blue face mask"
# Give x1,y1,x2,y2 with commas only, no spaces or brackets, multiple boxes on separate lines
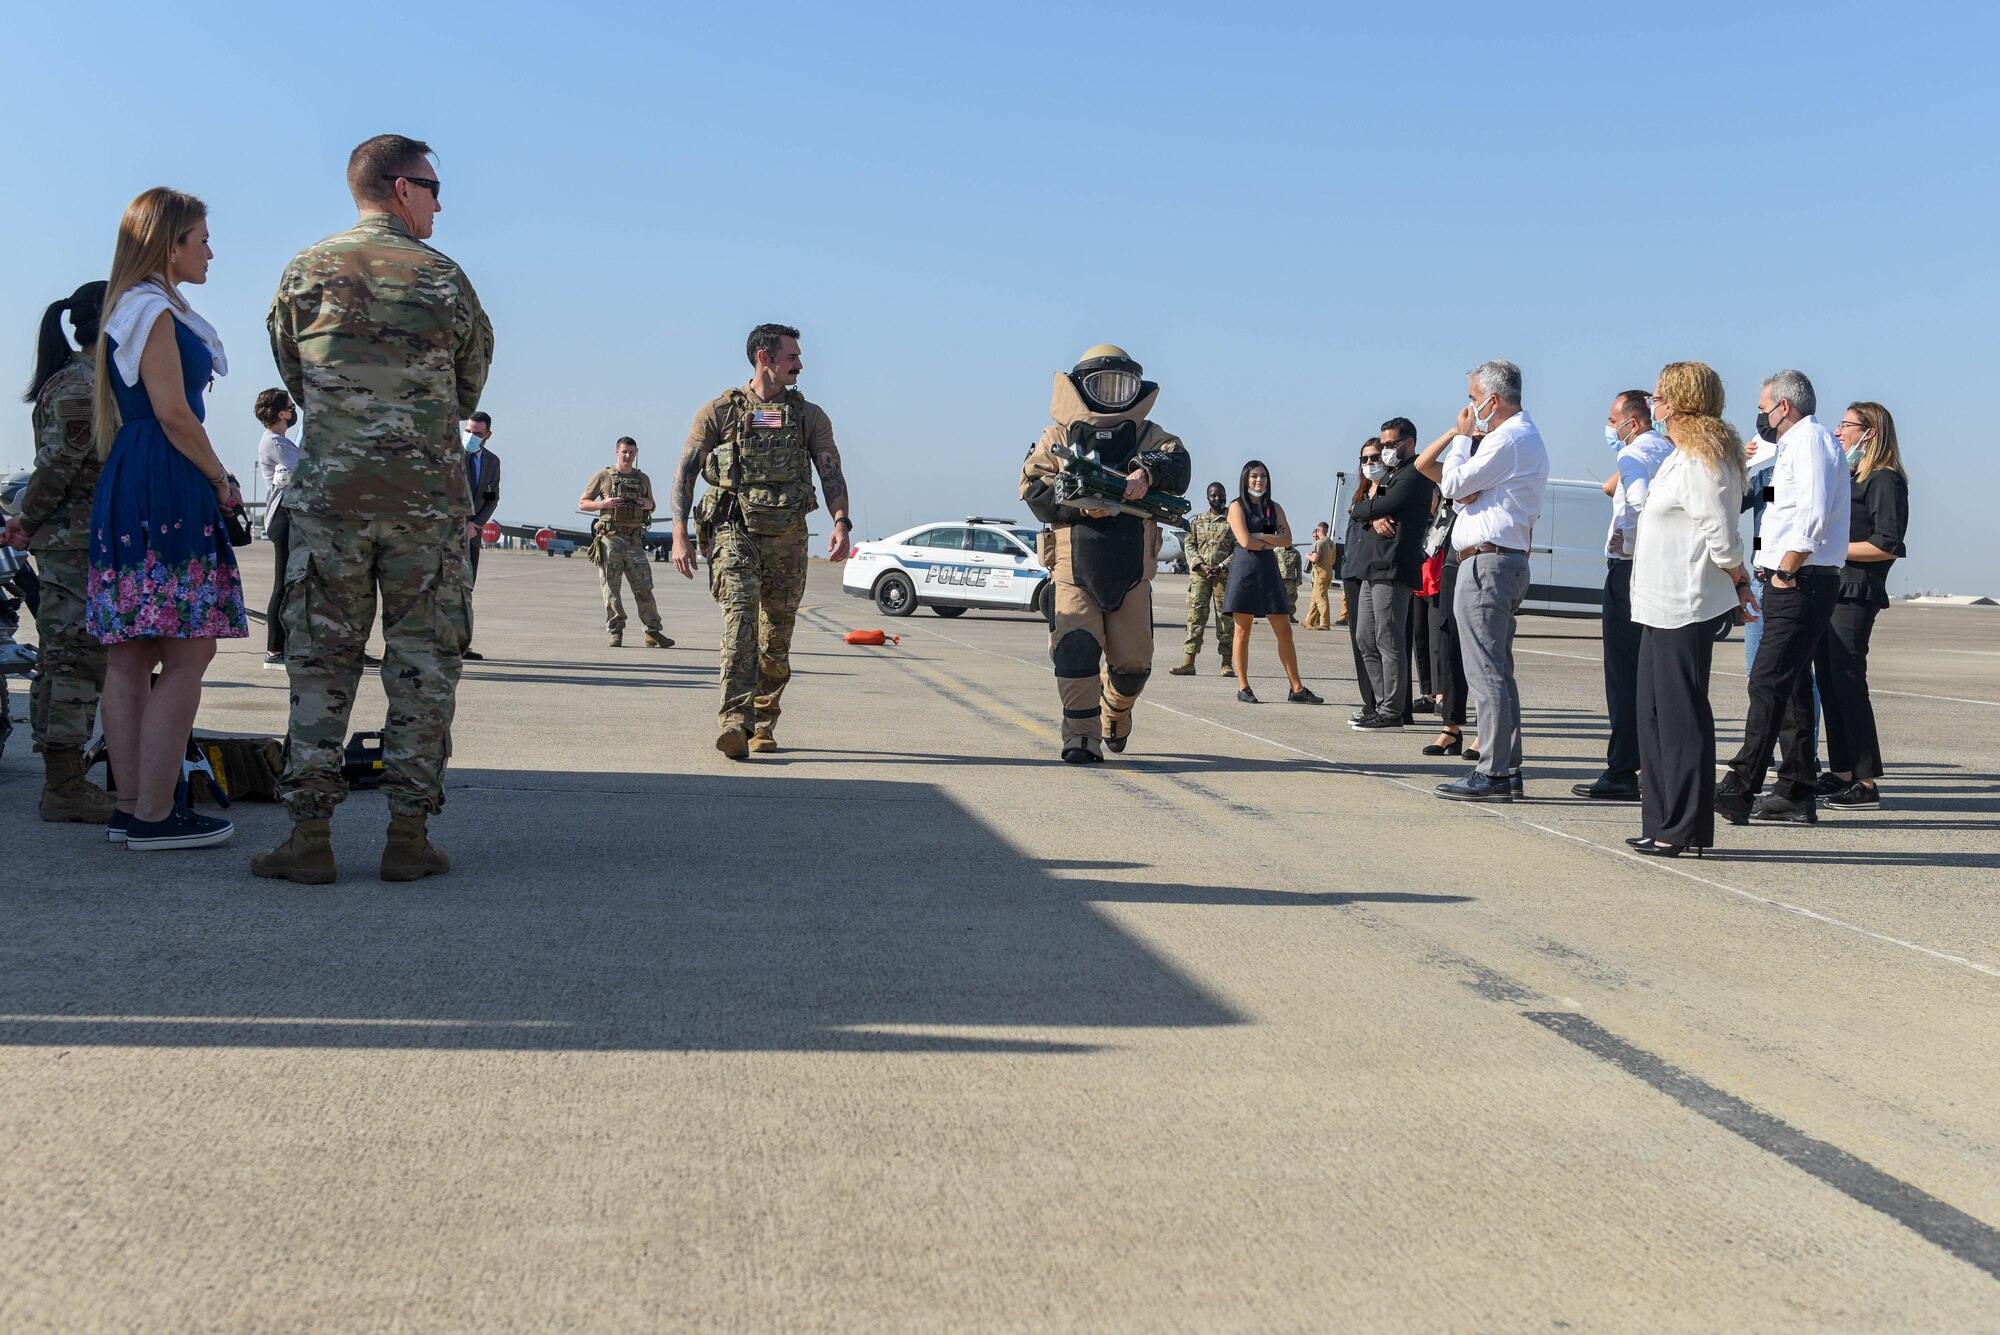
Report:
1845,441,1866,468
463,430,482,453
1604,425,1623,449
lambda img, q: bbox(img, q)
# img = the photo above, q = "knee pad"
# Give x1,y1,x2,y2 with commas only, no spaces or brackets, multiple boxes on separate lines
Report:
1106,668,1151,698
1051,629,1103,678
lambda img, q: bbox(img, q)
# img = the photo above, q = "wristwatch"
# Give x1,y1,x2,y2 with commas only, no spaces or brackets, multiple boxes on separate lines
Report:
832,516,852,532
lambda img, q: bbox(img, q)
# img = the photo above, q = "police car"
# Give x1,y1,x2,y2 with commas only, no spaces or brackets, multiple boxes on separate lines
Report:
842,516,1050,617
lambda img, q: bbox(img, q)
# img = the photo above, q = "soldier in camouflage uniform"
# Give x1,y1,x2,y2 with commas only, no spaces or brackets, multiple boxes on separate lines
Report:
1276,542,1302,621
8,281,117,822
671,324,851,759
252,135,493,884
579,437,671,648
1170,482,1236,676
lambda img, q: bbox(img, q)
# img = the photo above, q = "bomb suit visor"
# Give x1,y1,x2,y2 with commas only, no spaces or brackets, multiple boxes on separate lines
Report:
1071,345,1144,413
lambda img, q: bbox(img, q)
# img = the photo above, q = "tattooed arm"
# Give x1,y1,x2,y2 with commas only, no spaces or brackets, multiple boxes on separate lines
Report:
808,406,851,561
669,404,719,579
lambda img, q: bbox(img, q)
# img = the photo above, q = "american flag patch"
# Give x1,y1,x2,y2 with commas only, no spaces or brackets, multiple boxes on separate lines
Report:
748,408,785,429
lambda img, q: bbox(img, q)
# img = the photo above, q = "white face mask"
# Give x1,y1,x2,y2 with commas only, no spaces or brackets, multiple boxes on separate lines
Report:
1247,484,1267,498
1381,447,1402,468
1471,393,1497,434
1363,462,1386,482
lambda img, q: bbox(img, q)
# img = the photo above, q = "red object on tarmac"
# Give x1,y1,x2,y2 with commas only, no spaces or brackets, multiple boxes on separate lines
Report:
481,521,500,544
843,630,900,646
535,528,554,551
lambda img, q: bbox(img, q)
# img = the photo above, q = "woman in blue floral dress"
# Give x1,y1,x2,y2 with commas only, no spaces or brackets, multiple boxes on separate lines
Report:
88,188,247,851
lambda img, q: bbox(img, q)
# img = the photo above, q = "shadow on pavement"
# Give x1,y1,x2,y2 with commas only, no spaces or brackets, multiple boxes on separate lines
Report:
0,772,1472,1054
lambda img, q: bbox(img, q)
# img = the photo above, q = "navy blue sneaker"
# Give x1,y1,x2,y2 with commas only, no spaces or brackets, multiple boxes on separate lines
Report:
125,807,235,850
106,810,132,845
1436,771,1514,803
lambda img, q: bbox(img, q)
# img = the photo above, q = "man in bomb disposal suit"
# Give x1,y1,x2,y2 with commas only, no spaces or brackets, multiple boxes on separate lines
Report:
1020,346,1191,764
1170,482,1236,677
671,324,850,759
580,436,672,648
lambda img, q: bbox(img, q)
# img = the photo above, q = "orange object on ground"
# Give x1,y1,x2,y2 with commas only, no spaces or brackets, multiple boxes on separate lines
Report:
843,629,900,646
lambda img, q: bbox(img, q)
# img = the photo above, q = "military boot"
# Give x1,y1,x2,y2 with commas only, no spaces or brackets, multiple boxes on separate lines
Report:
1221,660,1235,676
39,747,118,823
381,813,450,882
250,818,336,885
1168,654,1196,676
644,630,674,649
608,631,623,647
749,726,778,754
716,726,750,761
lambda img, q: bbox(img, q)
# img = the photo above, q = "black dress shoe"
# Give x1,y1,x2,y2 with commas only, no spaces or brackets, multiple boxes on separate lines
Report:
1463,747,1480,764
1624,836,1653,848
1571,780,1642,802
1633,841,1702,858
1435,770,1513,803
1714,776,1753,826
461,649,484,661
1750,791,1818,824
1422,730,1464,757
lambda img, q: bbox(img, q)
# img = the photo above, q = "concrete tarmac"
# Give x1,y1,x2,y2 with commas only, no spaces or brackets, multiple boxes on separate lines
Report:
5,545,1999,1332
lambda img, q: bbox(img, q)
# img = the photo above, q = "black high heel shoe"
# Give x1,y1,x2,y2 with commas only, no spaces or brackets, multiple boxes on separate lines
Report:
1631,840,1704,859
1422,729,1463,757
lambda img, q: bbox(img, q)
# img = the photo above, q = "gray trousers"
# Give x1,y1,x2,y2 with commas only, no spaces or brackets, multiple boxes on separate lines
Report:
1355,580,1412,711
1454,551,1530,776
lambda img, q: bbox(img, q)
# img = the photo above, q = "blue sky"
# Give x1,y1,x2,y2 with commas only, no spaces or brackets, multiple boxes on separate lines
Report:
5,0,1993,594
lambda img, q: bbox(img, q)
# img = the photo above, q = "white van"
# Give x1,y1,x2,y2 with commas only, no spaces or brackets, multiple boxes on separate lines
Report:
1521,479,1734,639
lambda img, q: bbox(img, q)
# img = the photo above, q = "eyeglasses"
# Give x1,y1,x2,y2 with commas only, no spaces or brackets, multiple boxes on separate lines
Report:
1836,420,1865,432
381,174,442,200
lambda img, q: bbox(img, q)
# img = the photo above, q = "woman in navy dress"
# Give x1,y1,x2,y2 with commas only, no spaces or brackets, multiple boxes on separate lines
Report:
88,188,247,851
1223,460,1320,705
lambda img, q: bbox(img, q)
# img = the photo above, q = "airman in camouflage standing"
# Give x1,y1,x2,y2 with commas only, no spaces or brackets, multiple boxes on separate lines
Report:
671,324,851,759
580,436,671,648
6,281,117,822
1169,481,1236,676
253,134,493,884
1276,542,1302,621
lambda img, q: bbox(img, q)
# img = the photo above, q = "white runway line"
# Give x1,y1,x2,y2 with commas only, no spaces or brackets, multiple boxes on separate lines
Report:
1517,646,1999,707
889,617,2000,984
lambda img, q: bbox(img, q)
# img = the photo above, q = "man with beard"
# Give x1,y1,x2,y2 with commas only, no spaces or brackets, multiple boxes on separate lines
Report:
1170,481,1235,676
1019,346,1190,763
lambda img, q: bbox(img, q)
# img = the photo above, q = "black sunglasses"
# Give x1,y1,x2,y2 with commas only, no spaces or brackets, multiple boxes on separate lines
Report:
381,174,441,200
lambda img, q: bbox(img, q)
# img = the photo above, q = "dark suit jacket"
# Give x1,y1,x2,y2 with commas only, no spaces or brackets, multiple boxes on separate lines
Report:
1349,464,1435,588
467,446,502,530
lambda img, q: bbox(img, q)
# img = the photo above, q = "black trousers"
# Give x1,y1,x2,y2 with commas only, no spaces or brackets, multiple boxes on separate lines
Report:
1342,577,1374,714
468,534,482,586
264,503,292,656
1600,560,1642,784
1639,613,1728,847
1429,559,1468,727
1728,566,1837,800
1815,598,1884,782
1412,591,1434,697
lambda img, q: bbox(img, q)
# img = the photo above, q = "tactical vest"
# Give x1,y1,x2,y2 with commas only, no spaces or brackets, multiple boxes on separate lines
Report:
1060,418,1149,610
596,468,650,532
701,388,816,535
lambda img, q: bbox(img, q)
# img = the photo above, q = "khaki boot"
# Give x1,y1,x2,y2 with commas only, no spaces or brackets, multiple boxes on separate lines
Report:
381,813,450,882
644,630,674,648
749,726,778,754
39,747,118,823
1167,654,1196,676
250,818,337,885
715,726,749,760
608,631,623,647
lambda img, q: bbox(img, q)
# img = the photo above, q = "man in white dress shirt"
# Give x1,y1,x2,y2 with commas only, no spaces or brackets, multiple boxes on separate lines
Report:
1574,390,1675,801
1414,360,1549,801
1716,369,1849,826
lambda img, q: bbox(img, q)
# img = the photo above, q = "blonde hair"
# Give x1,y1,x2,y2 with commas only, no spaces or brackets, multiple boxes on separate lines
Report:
1655,361,1744,492
92,187,207,456
1846,401,1904,482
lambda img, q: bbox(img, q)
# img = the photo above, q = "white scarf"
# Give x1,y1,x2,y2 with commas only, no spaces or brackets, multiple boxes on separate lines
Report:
101,279,228,387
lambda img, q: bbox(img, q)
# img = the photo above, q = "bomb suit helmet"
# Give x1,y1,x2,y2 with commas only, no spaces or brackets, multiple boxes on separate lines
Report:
1071,345,1146,413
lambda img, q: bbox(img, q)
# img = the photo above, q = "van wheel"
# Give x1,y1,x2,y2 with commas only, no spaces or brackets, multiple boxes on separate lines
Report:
875,573,917,617
1713,616,1735,642
932,606,967,618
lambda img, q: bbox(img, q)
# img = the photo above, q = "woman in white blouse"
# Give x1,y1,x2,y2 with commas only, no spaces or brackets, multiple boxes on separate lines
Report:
1628,362,1758,857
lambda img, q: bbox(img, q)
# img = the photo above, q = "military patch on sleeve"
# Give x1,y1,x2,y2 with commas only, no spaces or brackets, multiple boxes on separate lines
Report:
63,418,91,449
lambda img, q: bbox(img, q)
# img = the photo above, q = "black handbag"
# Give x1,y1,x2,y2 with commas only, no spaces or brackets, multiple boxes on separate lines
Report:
224,500,254,547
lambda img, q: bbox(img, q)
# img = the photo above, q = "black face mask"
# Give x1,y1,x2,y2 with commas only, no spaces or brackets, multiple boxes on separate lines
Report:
1754,410,1779,444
